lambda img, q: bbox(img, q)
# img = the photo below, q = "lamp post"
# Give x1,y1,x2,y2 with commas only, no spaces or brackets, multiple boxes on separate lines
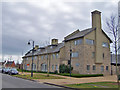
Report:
110,52,113,75
28,40,34,77
69,42,72,77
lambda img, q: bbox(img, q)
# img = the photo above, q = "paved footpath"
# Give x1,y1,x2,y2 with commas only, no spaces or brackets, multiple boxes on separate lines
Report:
19,72,117,85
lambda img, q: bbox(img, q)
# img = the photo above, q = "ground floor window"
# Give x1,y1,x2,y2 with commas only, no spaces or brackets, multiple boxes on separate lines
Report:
55,65,58,70
93,65,96,70
33,63,36,71
101,66,104,72
87,65,90,70
52,65,54,70
41,63,47,72
106,66,109,71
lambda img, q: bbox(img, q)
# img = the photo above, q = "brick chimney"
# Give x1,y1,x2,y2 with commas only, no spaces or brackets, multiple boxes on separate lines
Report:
92,10,102,64
34,45,39,50
92,10,101,29
51,39,58,45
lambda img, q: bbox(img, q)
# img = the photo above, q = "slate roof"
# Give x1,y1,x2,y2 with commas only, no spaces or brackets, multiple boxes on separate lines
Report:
64,28,112,43
64,28,95,42
23,43,64,57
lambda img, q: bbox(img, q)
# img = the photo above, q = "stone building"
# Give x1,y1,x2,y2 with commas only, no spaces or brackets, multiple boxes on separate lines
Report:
22,10,112,75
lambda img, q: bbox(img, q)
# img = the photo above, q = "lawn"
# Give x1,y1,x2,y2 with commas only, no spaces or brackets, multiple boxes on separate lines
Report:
64,82,120,89
17,69,103,78
13,73,65,79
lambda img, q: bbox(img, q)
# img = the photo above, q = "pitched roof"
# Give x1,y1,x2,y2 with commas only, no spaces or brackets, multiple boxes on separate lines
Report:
23,43,64,57
64,28,112,43
64,28,95,42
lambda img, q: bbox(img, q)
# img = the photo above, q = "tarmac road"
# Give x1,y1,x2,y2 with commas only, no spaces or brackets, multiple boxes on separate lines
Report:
2,73,62,89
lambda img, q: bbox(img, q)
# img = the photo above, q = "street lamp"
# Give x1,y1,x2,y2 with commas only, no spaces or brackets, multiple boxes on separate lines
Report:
28,40,34,77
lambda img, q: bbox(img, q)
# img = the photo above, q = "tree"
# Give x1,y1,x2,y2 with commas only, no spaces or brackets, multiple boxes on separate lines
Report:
106,14,120,84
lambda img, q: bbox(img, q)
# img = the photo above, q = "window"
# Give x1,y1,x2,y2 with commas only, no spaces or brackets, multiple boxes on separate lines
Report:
74,39,83,45
103,53,104,59
26,57,28,60
101,66,104,72
34,56,37,60
87,65,90,70
86,39,94,45
92,52,95,58
72,52,79,57
106,66,109,71
93,65,96,70
52,54,55,59
45,55,48,59
52,65,54,70
41,56,44,60
76,63,80,67
102,42,109,48
56,53,59,59
55,65,58,70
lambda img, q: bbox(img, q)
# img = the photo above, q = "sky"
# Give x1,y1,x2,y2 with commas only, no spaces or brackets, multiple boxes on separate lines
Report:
1,0,119,64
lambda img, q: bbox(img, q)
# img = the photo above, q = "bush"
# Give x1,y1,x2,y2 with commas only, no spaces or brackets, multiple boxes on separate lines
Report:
54,70,58,74
59,64,73,73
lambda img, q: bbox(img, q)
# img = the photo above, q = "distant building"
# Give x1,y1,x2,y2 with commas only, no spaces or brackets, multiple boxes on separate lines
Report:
111,54,120,75
22,10,112,75
5,61,15,68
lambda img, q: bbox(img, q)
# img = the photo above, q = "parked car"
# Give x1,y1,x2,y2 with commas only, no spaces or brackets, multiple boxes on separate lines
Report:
0,67,2,73
8,68,18,75
2,67,6,73
4,67,11,74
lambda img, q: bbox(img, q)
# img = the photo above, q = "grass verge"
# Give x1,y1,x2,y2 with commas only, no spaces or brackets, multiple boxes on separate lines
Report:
64,82,119,88
13,73,65,79
17,69,103,78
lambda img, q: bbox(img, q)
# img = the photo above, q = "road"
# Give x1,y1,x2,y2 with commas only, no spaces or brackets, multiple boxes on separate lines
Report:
2,73,62,89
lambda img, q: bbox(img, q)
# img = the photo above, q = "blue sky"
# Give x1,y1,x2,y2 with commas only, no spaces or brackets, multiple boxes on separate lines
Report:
1,0,118,63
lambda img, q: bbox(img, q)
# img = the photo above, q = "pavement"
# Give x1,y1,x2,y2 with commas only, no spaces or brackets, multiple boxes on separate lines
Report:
19,72,117,85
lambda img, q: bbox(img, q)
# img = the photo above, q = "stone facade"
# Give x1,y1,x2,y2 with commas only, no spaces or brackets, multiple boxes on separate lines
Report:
22,10,113,75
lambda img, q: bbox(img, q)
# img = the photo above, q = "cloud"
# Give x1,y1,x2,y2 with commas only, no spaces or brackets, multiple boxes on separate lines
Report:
1,1,117,62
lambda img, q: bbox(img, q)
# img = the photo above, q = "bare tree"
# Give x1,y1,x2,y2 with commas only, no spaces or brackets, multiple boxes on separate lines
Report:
106,14,120,84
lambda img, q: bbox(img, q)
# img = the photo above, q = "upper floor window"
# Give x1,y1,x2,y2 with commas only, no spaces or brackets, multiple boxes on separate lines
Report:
92,52,95,58
52,54,55,59
103,53,104,59
56,53,59,59
86,39,94,45
41,56,44,60
72,52,79,57
26,57,28,60
34,56,37,60
45,55,48,59
102,42,109,48
76,63,80,67
74,39,83,45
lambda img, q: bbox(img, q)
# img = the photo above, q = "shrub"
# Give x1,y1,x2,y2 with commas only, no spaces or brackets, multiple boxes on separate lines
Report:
59,64,73,73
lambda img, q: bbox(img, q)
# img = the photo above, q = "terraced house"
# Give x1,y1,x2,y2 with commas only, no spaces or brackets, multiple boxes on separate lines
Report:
22,10,112,75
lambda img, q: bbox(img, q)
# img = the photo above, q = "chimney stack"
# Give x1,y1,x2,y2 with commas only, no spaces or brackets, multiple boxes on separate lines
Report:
34,45,39,50
51,39,58,45
92,10,101,29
